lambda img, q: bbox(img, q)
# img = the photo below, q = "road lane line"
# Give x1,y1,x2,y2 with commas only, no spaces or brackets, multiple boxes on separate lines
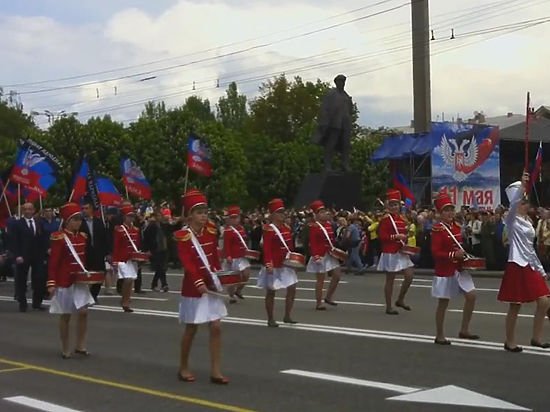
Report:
0,359,255,412
409,284,499,292
142,272,349,283
99,296,168,302
449,309,534,318
281,369,420,394
1,297,547,357
0,367,30,373
4,396,83,412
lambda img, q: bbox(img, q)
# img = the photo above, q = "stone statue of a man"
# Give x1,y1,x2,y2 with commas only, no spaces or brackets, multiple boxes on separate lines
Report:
312,74,353,172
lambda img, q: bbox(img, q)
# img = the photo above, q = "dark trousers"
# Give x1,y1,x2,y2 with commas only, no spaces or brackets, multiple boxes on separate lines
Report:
151,251,168,288
15,260,45,308
323,128,350,171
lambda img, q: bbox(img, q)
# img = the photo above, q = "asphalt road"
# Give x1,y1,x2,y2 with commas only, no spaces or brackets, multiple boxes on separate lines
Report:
1,267,549,412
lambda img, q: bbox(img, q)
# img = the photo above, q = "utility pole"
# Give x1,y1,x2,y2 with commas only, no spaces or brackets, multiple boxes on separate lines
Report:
411,0,431,133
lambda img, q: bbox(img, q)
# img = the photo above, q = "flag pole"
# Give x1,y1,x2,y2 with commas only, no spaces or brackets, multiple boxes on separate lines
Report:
17,184,21,218
68,189,75,203
183,165,190,193
524,91,531,172
0,178,10,204
39,194,43,211
2,190,12,217
99,204,106,226
125,185,129,200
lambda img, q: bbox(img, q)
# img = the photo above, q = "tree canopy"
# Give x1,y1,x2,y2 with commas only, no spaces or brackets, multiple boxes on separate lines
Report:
0,76,390,209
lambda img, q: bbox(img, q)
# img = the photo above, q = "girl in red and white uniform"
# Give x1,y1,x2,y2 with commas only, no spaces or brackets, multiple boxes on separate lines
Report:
175,189,228,384
498,173,550,352
431,193,478,345
47,203,95,359
223,205,251,303
257,198,298,327
377,189,414,314
306,200,341,310
112,205,141,313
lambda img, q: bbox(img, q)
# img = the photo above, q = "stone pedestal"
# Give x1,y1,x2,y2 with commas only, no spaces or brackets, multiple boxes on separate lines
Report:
293,172,362,210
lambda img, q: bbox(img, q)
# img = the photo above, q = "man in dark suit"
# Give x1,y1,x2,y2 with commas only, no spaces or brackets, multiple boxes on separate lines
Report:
80,199,109,303
9,202,48,312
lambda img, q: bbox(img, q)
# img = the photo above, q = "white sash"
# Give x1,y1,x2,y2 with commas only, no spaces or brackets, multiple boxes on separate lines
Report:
63,234,88,274
189,230,223,292
441,223,466,252
316,221,335,249
270,224,291,253
230,226,249,250
121,225,139,252
387,214,405,245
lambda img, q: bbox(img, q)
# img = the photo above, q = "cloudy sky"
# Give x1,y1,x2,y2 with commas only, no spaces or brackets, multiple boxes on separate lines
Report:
1,0,549,128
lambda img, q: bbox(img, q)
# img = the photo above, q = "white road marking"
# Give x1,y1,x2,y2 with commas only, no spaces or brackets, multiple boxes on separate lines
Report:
140,272,349,284
388,385,530,411
99,296,168,302
2,296,547,357
449,309,534,318
281,369,419,393
281,371,530,410
4,396,83,412
409,284,499,292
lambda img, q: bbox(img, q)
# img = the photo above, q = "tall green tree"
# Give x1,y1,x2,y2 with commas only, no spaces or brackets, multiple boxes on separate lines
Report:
216,82,248,130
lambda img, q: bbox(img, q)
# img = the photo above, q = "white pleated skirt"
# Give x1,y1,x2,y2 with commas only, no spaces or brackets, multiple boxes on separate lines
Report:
432,271,475,299
377,252,414,273
222,258,251,272
257,267,298,290
117,261,138,279
49,284,95,314
306,254,340,274
179,294,227,324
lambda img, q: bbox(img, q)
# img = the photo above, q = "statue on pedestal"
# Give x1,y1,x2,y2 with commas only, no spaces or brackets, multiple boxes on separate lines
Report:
311,74,353,172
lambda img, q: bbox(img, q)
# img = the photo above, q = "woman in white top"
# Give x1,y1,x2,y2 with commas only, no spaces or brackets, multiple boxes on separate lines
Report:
497,172,550,352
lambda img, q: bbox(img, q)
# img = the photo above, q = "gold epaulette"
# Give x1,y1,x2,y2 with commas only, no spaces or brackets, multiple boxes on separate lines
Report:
262,224,273,232
174,229,191,242
284,223,291,229
50,231,64,241
80,232,88,239
207,225,217,235
454,221,462,229
115,225,124,232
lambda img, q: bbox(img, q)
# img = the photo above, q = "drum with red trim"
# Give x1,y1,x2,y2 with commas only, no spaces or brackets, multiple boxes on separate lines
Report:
130,251,150,262
400,245,420,256
462,257,486,271
215,271,244,286
329,247,348,262
72,271,105,285
284,252,306,269
244,249,261,261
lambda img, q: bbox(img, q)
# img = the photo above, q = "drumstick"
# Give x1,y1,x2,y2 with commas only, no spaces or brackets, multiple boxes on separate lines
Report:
441,224,473,258
207,290,227,298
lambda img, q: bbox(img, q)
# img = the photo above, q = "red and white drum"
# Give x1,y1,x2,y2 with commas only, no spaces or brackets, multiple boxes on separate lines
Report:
215,270,244,286
329,247,348,261
400,245,420,256
284,252,306,269
462,257,486,271
72,271,105,285
244,249,261,261
130,251,150,262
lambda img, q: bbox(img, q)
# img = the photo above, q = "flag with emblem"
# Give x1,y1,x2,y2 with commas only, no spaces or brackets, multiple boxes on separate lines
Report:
120,157,152,200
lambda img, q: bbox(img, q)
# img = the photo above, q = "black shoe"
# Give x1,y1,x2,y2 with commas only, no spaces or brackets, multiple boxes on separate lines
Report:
134,290,146,295
504,343,523,353
434,338,451,345
235,292,245,300
385,309,399,315
283,317,298,324
122,306,134,313
267,320,279,328
530,339,550,348
324,298,337,306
